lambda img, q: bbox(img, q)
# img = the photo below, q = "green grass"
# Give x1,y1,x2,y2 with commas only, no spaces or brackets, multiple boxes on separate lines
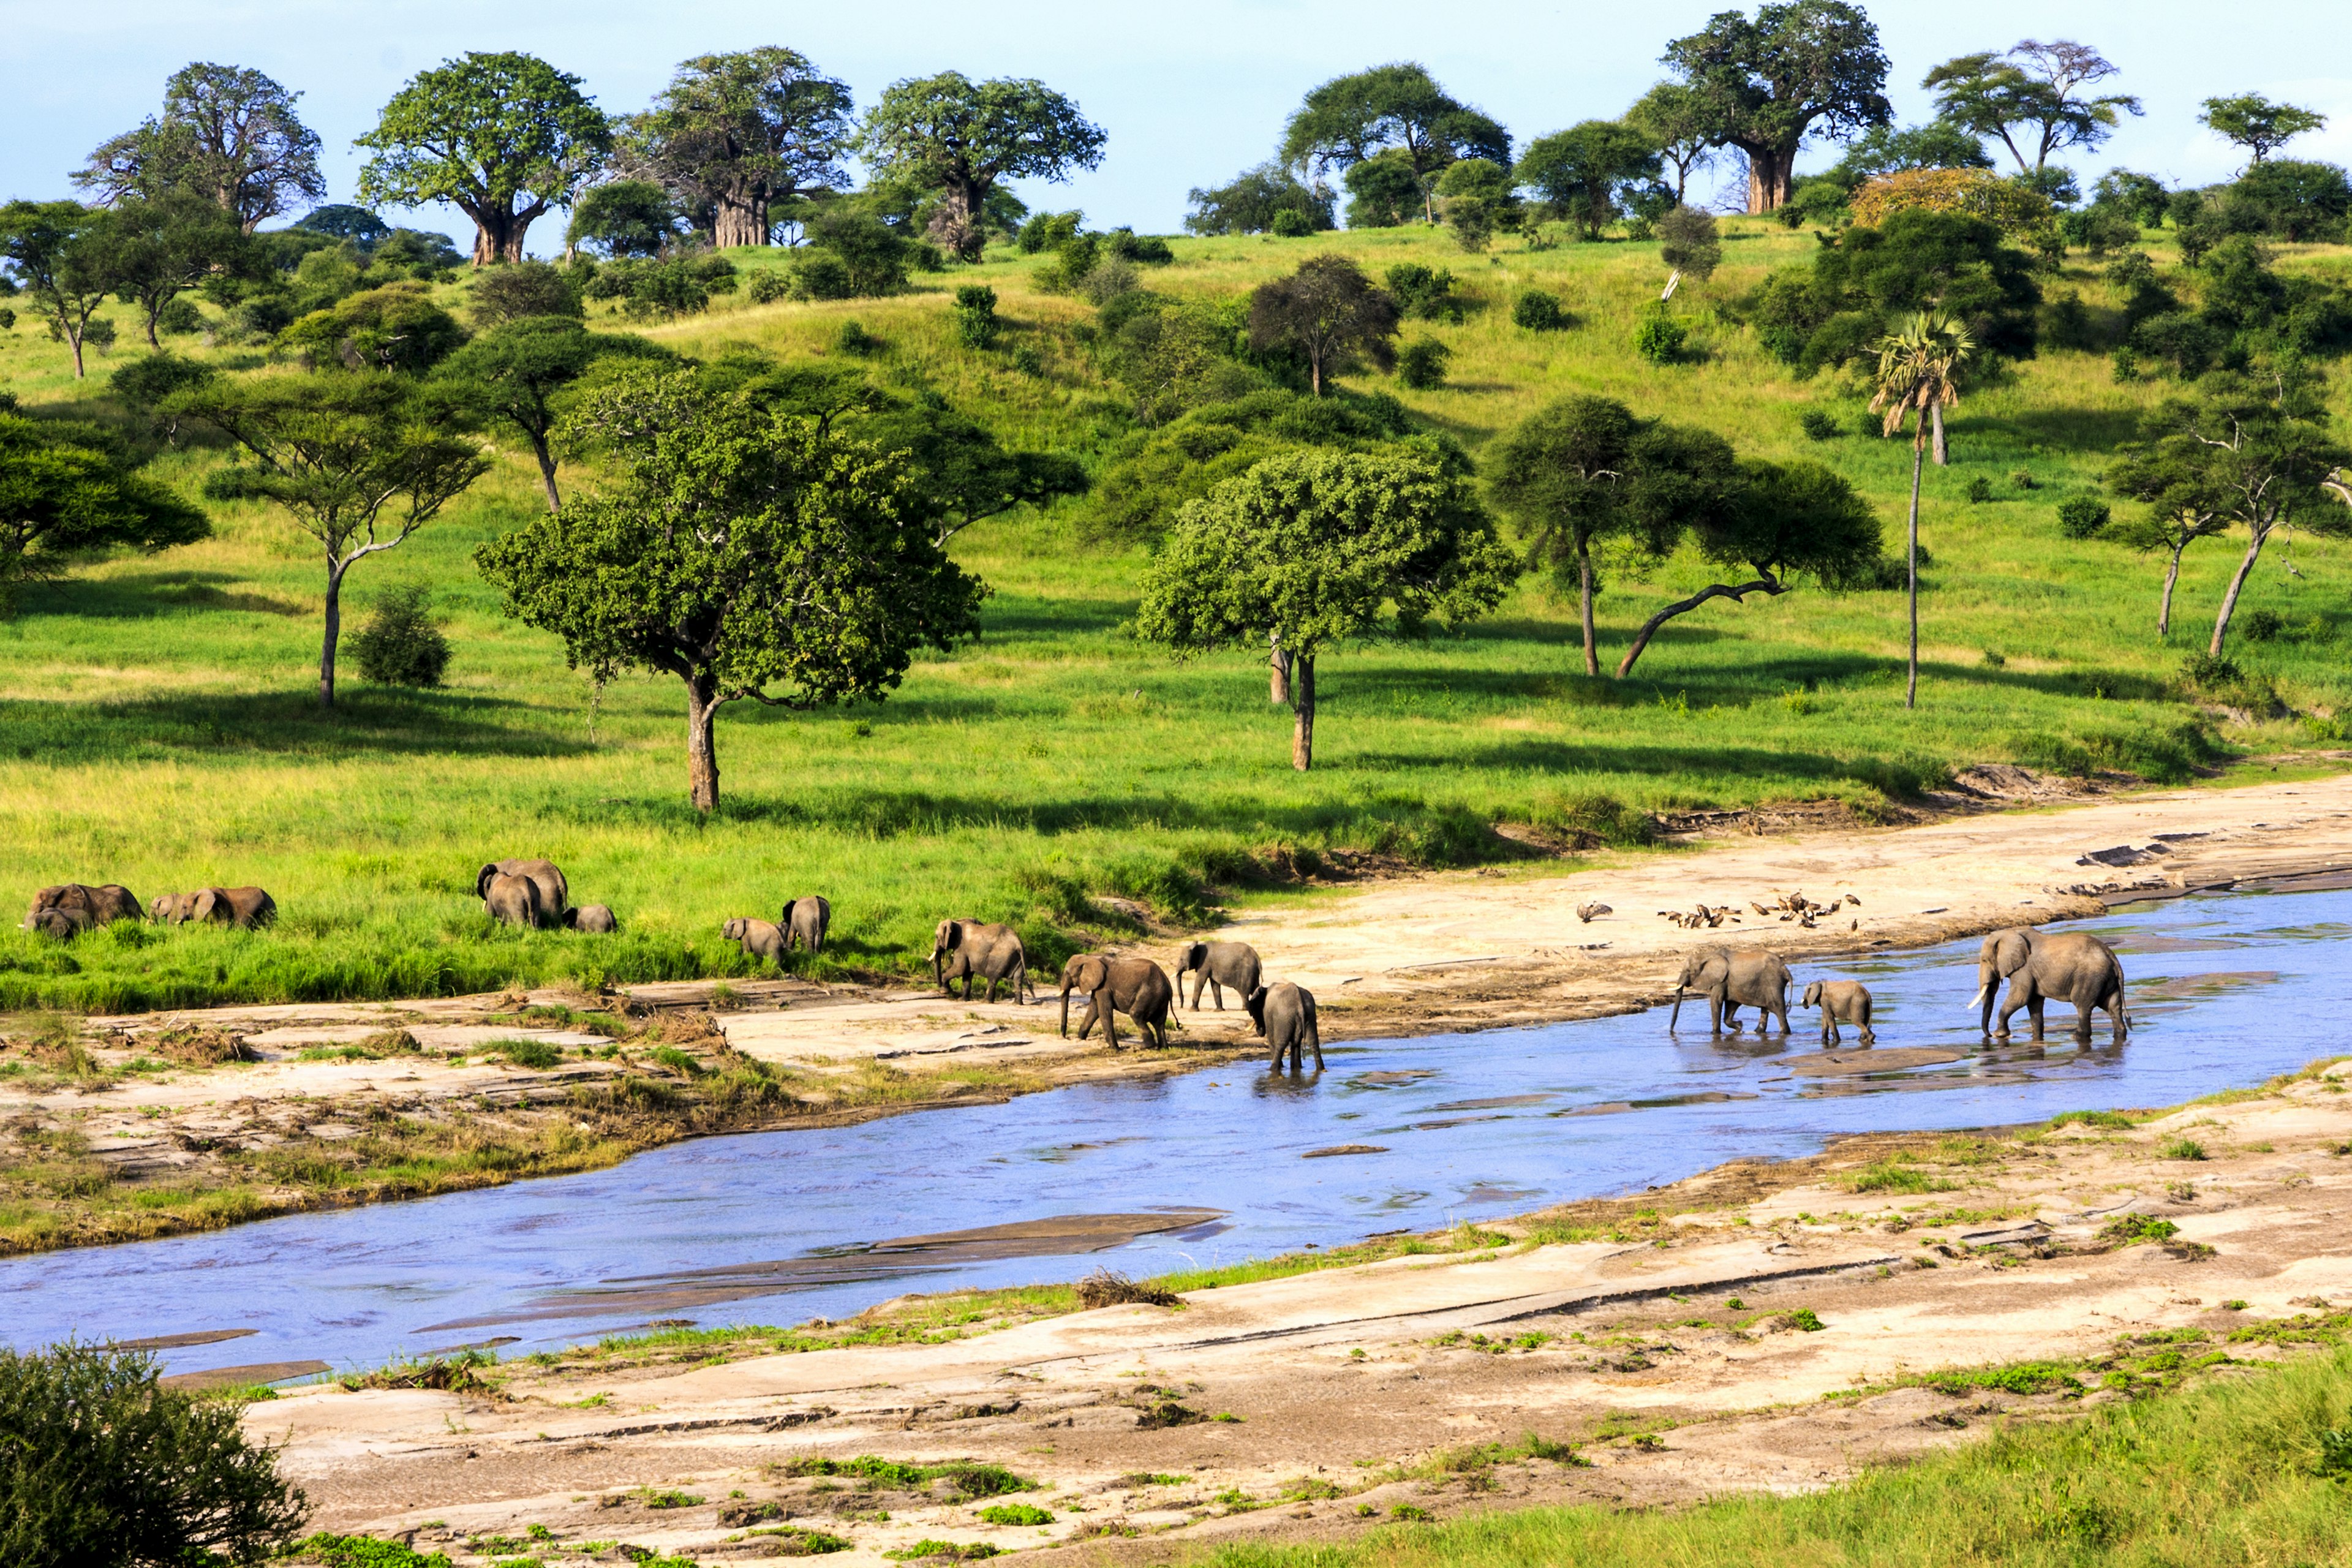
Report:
1190,1346,2352,1567
5,222,2351,1008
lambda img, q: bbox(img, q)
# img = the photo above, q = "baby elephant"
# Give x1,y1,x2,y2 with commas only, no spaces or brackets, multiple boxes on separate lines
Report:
1059,954,1175,1049
26,883,142,929
779,896,831,954
1175,940,1262,1016
1246,982,1322,1071
1801,979,1875,1046
564,903,618,933
152,887,277,929
722,917,787,967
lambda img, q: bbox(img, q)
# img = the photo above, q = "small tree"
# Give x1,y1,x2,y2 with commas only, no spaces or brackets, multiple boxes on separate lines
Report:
2199,93,2326,167
1869,311,1975,707
2105,450,2228,638
475,368,986,812
0,201,118,378
178,372,489,706
1627,82,1716,202
74,62,326,232
0,1342,307,1566
88,190,260,347
1279,64,1511,225
858,73,1105,262
435,316,671,510
348,581,451,686
1248,255,1400,397
1924,41,2141,176
1185,164,1333,235
1136,450,1515,771
356,51,611,265
566,180,678,258
1656,205,1721,280
0,414,210,605
624,49,856,249
1487,395,1734,676
1617,458,1880,675
1515,121,1662,240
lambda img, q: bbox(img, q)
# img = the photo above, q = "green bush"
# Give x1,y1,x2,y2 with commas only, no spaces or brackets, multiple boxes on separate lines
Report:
0,1343,307,1565
1798,407,1842,441
349,584,451,688
1270,208,1314,238
1396,339,1452,390
1512,289,1564,331
1633,304,1686,364
746,270,791,304
835,320,880,355
293,1534,454,1568
2243,608,2284,643
2057,495,2112,537
1966,475,1994,504
954,285,999,349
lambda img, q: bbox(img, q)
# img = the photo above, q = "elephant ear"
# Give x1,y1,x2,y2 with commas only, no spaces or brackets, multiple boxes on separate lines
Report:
192,889,219,922
781,899,797,927
477,864,500,899
1996,930,2034,974
944,920,962,950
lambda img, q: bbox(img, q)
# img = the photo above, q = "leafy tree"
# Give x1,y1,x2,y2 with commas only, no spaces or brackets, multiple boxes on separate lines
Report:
177,371,490,706
2200,93,2327,167
1136,449,1514,770
1434,157,1515,250
0,1343,307,1566
1869,312,1975,707
567,179,680,258
1826,119,1994,183
1185,164,1335,235
1342,150,1427,228
476,367,985,812
2105,448,2228,638
1924,41,2141,176
435,316,671,510
2092,170,2170,229
858,74,1106,262
788,205,918,298
1487,394,1732,675
294,204,393,249
1280,64,1510,225
74,62,325,232
1748,208,2040,374
1618,458,1880,675
277,282,467,374
2225,160,2352,243
356,51,612,265
88,190,260,346
1248,254,1400,396
1657,205,1722,281
348,581,451,687
0,201,118,378
467,260,582,329
624,49,856,248
1661,1,1892,213
0,415,209,605
1627,83,1716,202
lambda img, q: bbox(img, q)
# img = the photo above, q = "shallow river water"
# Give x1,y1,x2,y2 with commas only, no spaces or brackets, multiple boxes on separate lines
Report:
7,888,2348,1378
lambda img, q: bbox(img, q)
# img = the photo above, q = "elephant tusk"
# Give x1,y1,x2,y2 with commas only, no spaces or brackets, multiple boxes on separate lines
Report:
1967,984,1988,1012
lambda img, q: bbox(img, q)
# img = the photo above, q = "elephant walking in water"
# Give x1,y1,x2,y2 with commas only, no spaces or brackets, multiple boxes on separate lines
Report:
1247,982,1322,1071
1058,954,1175,1049
1669,945,1793,1034
1974,928,2127,1042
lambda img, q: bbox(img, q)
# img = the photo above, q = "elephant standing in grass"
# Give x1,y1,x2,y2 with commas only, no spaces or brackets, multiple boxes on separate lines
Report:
1247,982,1322,1071
477,859,567,929
565,904,617,933
1974,928,2127,1042
1059,954,1175,1049
1669,945,1793,1034
484,873,546,929
153,887,277,929
933,919,1034,1003
1177,941,1262,1016
723,917,787,967
26,884,143,929
781,897,831,955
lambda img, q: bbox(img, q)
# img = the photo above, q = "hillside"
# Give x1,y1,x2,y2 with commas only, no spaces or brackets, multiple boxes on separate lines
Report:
2,219,2348,1009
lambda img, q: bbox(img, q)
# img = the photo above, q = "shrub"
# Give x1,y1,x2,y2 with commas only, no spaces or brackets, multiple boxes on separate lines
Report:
745,270,791,304
1396,339,1451,390
1385,263,1464,323
1966,475,1994,504
977,1504,1054,1526
1270,208,1313,237
1074,1268,1180,1309
1656,205,1722,281
1512,289,1564,331
348,584,450,688
1633,304,1686,364
2243,607,2284,642
156,296,205,336
1010,344,1044,376
2161,1137,2209,1161
1798,407,1842,441
468,260,582,328
0,1343,308,1565
953,285,998,349
1850,168,2052,236
835,320,880,355
293,1535,454,1567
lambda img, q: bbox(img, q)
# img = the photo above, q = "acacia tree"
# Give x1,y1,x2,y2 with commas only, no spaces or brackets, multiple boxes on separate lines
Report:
2105,451,2228,638
1662,1,1892,213
475,369,986,812
1136,450,1515,771
74,62,325,232
1617,459,1880,676
625,49,856,249
1514,121,1663,240
1279,63,1511,225
434,317,672,511
1924,40,2141,176
177,374,489,706
1869,312,1975,708
1627,83,1716,202
0,201,117,378
89,191,259,347
2199,94,2328,167
858,73,1104,262
1487,396,1734,677
0,414,211,605
356,52,611,265
1247,255,1400,396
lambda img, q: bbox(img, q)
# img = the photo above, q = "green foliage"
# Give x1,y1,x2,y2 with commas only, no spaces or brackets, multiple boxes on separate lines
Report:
2161,1137,2209,1161
0,413,210,603
1396,339,1450,390
1343,151,1427,230
467,261,582,329
788,207,916,300
2098,1213,2180,1246
1923,44,2135,178
2051,1109,2136,1130
0,198,122,375
1384,263,1464,323
1656,205,1721,280
349,584,450,688
1632,304,1687,364
1662,3,1892,206
1270,208,1315,238
0,1342,308,1565
2058,495,2111,538
1798,407,1842,441
1516,121,1663,240
624,49,857,249
277,282,468,374
1249,254,1402,396
584,254,739,319
858,74,1107,262
780,1455,1034,1498
953,284,998,349
1280,63,1510,227
1512,290,1564,331
565,179,679,260
75,63,326,232
292,1533,454,1568
434,315,675,507
1750,209,2039,373
2200,92,2329,164
976,1503,1052,1525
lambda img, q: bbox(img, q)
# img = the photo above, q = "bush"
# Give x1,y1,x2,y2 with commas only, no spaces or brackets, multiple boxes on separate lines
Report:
155,296,205,336
954,285,999,349
1799,407,1842,441
0,1343,308,1565
745,270,791,304
835,320,881,355
1656,206,1722,281
1396,339,1451,390
2243,607,2284,643
1017,211,1082,254
1966,475,1994,503
1512,290,1564,331
348,584,450,688
1385,263,1464,323
2057,496,2111,538
1633,304,1686,364
468,260,582,328
1270,208,1313,238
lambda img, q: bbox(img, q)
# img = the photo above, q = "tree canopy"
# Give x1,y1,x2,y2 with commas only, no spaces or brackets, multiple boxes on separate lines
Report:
1186,164,1335,236
1279,64,1509,225
1924,40,2140,175
1515,121,1664,240
1627,83,1717,202
0,200,117,378
356,51,612,265
2199,93,2327,167
1248,255,1400,396
1661,1,1892,213
86,190,261,347
623,48,856,248
435,315,673,511
858,73,1105,262
1749,207,2040,374
0,415,211,605
74,62,325,232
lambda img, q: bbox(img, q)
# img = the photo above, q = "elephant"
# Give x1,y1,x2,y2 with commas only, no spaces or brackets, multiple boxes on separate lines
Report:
1668,944,1793,1034
1974,927,2127,1042
723,917,787,966
565,903,617,933
484,872,546,929
154,887,276,929
1801,979,1875,1046
28,907,92,941
780,896,831,955
1175,940,1262,1017
476,859,567,928
1246,982,1322,1071
932,919,1034,1003
26,884,142,929
1058,954,1175,1049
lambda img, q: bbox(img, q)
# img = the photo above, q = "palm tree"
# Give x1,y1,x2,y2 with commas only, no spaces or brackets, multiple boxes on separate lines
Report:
1870,313,1976,709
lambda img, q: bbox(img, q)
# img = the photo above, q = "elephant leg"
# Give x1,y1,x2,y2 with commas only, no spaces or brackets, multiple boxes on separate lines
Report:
1822,1016,1837,1046
1858,1018,1875,1046
2027,995,2047,1042
1212,979,1225,1011
2072,999,2095,1042
1269,1035,1285,1069
1096,992,1120,1049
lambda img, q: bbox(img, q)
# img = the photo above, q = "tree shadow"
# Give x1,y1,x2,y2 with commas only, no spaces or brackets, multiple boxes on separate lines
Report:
0,690,590,763
21,571,310,620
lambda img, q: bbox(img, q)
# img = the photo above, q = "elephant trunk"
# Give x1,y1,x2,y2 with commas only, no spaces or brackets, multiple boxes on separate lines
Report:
1973,965,1997,1031
1059,983,1071,1037
933,948,945,989
1669,986,1684,1029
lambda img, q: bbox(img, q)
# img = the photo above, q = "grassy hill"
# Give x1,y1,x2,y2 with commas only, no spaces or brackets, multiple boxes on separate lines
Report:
1,217,2346,1009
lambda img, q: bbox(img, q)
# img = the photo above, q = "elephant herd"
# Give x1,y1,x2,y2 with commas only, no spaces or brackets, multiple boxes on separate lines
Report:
23,881,277,938
1668,927,2130,1046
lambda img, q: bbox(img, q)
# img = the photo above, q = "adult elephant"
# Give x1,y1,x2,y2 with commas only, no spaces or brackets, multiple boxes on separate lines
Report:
154,886,277,929
484,872,546,929
1058,954,1175,1049
932,919,1034,1003
1974,927,2127,1042
477,859,567,928
26,884,143,929
1668,944,1793,1034
780,896,831,955
1247,981,1322,1071
1176,941,1262,1016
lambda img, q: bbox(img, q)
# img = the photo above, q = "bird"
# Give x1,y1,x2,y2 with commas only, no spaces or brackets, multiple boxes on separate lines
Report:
1577,901,1611,924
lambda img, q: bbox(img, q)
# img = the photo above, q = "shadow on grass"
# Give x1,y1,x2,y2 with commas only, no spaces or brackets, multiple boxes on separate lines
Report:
0,689,591,762
20,570,311,620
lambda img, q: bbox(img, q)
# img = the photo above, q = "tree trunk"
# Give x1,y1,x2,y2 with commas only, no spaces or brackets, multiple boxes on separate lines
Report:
2158,541,2185,638
1906,435,1924,710
713,194,769,249
142,303,162,349
2210,522,2272,658
1268,629,1291,704
1290,655,1316,772
1746,146,1794,213
1930,401,1950,467
529,432,561,514
467,204,538,266
686,675,722,813
66,317,86,379
1577,537,1599,677
320,560,344,709
1616,578,1782,678
1307,347,1324,398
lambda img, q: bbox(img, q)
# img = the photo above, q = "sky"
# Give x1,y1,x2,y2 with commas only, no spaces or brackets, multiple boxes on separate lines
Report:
6,0,2351,255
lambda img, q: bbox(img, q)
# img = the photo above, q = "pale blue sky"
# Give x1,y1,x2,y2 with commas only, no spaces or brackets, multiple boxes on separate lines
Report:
7,1,2350,251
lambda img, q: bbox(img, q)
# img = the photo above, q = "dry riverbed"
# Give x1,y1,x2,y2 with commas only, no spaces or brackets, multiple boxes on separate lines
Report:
8,764,2352,1255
